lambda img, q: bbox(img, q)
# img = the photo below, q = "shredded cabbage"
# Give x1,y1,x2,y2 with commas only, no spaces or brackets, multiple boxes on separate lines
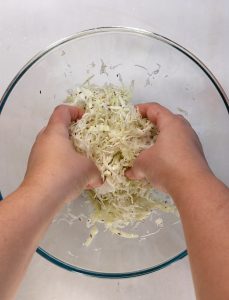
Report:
66,84,174,241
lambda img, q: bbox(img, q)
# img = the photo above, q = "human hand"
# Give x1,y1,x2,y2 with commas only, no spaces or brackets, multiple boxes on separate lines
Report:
22,105,102,203
125,103,212,195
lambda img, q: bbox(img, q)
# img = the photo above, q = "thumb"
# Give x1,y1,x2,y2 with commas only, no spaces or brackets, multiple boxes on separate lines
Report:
125,165,145,180
125,147,154,181
45,105,84,136
87,162,103,188
88,173,103,189
48,105,84,129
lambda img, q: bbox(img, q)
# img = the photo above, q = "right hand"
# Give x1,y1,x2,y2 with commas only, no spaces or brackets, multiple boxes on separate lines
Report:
125,103,212,195
23,105,102,203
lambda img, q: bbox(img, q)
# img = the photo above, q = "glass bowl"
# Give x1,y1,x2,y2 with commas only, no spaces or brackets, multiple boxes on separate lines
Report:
0,27,228,278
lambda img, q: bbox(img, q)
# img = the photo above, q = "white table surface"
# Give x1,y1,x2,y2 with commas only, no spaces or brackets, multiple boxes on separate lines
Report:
0,1,228,299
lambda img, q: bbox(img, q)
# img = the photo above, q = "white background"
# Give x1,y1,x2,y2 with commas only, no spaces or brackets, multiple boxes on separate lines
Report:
0,1,228,299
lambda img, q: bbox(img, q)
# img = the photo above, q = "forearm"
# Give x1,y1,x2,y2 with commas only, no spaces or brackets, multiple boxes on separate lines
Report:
0,182,81,300
0,105,101,299
169,173,229,300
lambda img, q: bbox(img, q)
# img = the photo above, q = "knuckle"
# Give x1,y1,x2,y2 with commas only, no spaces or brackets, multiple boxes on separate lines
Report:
174,114,192,129
138,102,160,110
175,114,186,123
54,104,65,112
148,102,161,109
38,126,46,136
35,129,47,142
177,114,185,119
152,102,160,106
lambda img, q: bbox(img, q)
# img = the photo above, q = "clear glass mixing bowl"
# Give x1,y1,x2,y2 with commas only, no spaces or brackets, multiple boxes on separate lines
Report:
0,27,228,278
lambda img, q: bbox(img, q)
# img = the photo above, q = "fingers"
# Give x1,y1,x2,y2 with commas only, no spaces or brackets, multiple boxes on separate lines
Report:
48,105,84,129
136,103,174,129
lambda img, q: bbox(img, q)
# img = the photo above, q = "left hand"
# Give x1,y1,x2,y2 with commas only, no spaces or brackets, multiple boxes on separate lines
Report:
22,105,102,203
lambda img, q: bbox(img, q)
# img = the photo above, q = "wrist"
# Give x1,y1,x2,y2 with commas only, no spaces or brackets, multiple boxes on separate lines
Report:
20,175,80,205
166,168,215,204
19,179,63,204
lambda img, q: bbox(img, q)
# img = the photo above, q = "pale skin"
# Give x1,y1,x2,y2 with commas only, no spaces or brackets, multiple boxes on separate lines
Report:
0,104,228,300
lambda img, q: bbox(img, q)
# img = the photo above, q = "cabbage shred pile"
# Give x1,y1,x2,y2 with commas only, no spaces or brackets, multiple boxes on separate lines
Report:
67,84,167,239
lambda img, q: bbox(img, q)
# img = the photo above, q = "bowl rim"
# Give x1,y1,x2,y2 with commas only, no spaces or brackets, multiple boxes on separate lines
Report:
0,26,228,278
